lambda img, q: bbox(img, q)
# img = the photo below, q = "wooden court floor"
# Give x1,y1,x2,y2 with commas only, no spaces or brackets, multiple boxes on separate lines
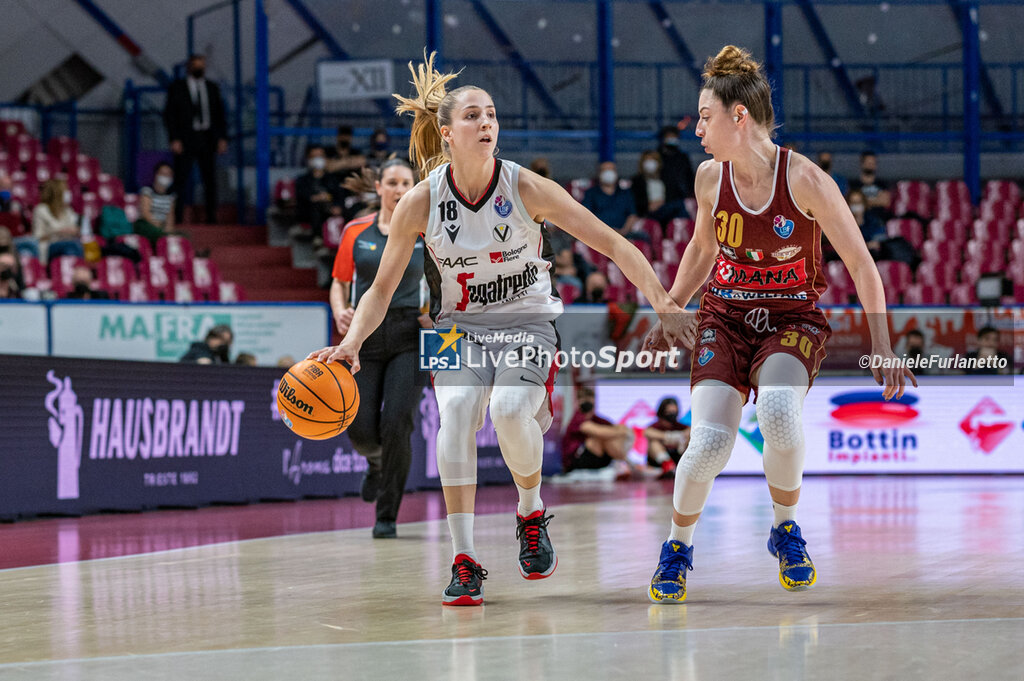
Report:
0,476,1021,680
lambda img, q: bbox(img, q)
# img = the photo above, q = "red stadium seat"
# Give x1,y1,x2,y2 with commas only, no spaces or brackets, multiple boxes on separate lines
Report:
123,194,139,222
124,279,156,302
0,211,24,236
920,238,962,265
626,235,653,261
140,256,174,300
915,260,957,290
95,174,125,207
19,254,46,289
217,281,245,302
978,201,1016,224
605,263,628,289
556,282,581,305
0,120,27,143
971,219,1012,246
653,261,675,290
274,178,296,204
926,219,969,244
156,235,194,274
964,239,1006,267
96,256,136,292
826,260,855,295
982,179,1020,205
876,261,912,292
48,256,88,296
892,181,932,219
567,178,592,203
9,134,39,169
47,137,79,168
666,218,695,243
190,257,221,300
948,283,978,306
902,283,945,306
115,233,154,260
637,219,662,243
172,280,201,303
72,155,102,191
79,192,101,220
322,216,346,250
886,219,925,250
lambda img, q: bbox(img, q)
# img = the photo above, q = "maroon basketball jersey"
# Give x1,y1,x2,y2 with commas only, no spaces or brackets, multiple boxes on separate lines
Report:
708,146,826,304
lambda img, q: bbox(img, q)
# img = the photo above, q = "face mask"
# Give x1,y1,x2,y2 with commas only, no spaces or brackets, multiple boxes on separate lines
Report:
63,190,72,204
337,139,350,150
579,401,594,413
642,159,659,175
308,157,326,171
663,137,679,147
663,411,679,421
599,169,618,185
372,138,388,151
155,175,173,189
0,190,10,201
590,288,605,302
190,68,205,79
849,203,865,215
820,160,832,172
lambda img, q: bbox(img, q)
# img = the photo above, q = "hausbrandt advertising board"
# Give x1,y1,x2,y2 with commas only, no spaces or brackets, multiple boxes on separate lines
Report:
50,302,330,366
595,376,1024,474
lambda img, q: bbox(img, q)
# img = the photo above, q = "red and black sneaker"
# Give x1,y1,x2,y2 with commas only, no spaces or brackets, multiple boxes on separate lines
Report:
516,509,557,580
442,554,488,606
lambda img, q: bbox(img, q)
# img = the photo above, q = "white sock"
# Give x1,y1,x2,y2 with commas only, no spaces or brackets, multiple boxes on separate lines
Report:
515,482,544,516
668,520,696,546
447,513,476,561
773,502,798,527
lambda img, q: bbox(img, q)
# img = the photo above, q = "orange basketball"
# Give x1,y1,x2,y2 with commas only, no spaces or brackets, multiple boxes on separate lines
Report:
277,359,360,440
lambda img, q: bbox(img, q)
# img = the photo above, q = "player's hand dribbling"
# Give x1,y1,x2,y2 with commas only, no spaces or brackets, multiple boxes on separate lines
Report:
870,344,917,400
308,339,361,374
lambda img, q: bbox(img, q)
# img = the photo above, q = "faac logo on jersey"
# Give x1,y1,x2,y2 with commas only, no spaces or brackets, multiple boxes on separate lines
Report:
714,258,808,290
456,263,540,309
439,255,479,269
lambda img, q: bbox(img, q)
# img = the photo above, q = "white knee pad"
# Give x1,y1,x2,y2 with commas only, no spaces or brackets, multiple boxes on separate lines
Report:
435,384,489,487
489,384,546,477
677,423,736,483
757,387,805,491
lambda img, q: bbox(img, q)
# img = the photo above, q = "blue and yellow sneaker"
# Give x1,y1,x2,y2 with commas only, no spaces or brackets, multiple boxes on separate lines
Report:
648,540,693,604
767,520,816,591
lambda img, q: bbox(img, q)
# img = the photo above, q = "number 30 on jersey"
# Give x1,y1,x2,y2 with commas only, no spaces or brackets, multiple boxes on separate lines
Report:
715,211,743,248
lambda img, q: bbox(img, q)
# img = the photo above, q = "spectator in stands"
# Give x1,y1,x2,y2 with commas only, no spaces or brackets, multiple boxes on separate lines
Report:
848,189,886,259
366,127,392,169
632,149,681,230
180,324,233,364
134,162,177,247
561,385,635,477
276,355,295,369
554,246,584,291
65,265,109,300
657,124,696,213
164,53,228,224
295,145,342,235
965,326,1011,375
529,157,552,180
0,170,16,212
582,161,639,237
817,151,848,197
900,329,930,376
32,179,81,263
327,124,366,174
644,397,690,478
0,250,23,299
848,151,891,222
584,270,609,303
235,352,258,366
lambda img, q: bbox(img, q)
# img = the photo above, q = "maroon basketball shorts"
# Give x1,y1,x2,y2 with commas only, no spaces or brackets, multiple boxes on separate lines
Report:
689,293,832,403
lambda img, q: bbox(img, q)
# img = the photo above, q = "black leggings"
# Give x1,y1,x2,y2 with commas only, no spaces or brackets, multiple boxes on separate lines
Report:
345,309,421,522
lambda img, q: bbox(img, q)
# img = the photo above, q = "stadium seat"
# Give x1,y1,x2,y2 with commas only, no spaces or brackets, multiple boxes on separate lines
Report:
115,234,154,260
217,281,245,302
19,254,47,289
567,178,592,203
123,194,139,222
0,211,24,236
556,281,581,305
876,261,912,292
920,238,962,265
902,283,945,306
124,279,156,302
48,255,88,296
95,174,125,207
666,218,695,243
140,256,174,300
892,181,932,219
172,280,201,303
190,257,221,300
660,239,682,263
322,216,346,250
0,120,27,144
626,235,653,261
96,256,136,292
605,263,628,289
72,154,101,190
273,177,296,204
978,201,1016,224
826,260,855,295
964,239,1006,267
982,179,1020,205
9,134,39,169
886,218,925,249
915,260,957,290
79,192,101,220
948,283,978,306
156,235,194,274
653,261,675,290
971,219,1012,246
46,137,79,168
926,219,969,244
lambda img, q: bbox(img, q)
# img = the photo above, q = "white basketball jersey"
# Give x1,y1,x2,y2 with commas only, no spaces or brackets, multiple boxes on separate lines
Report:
424,159,562,327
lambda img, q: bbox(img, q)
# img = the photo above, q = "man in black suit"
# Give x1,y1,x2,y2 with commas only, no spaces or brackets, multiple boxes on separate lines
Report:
163,54,228,224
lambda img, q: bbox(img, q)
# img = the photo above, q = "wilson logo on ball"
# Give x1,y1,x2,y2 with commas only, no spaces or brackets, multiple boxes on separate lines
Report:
278,378,315,416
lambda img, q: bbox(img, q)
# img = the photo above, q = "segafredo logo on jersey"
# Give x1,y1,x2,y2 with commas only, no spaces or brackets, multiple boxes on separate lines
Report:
493,195,513,218
773,215,795,239
714,259,808,290
419,325,463,370
489,243,528,264
460,262,540,306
